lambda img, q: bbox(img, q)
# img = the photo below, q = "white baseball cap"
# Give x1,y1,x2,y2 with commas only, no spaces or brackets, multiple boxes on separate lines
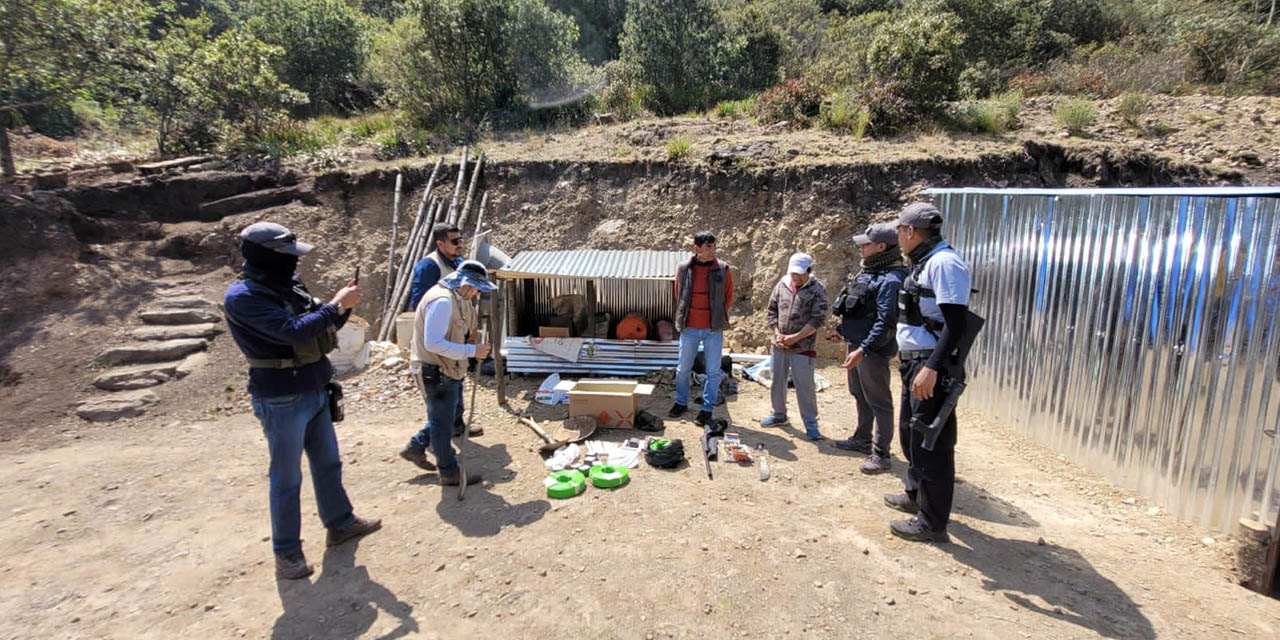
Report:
787,252,813,274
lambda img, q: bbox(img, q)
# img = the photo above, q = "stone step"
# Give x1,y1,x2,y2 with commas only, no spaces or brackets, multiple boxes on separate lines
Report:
131,323,222,341
199,185,301,218
76,389,159,422
93,361,181,391
154,297,215,310
97,338,207,366
139,308,221,325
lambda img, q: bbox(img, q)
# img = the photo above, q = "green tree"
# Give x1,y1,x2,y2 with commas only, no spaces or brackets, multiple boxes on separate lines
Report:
372,0,583,126
865,7,965,114
618,0,735,114
245,0,371,112
198,27,307,137
727,4,784,92
547,0,627,64
141,14,217,155
0,0,154,177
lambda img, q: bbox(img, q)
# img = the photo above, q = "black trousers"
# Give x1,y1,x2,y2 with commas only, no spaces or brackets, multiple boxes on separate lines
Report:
898,356,958,532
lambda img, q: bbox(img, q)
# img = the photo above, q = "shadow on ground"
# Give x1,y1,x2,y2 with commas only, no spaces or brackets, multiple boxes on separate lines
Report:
946,522,1154,639
272,540,417,640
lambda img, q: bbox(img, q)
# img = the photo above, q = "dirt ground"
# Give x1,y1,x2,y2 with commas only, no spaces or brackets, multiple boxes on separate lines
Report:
3,334,1279,639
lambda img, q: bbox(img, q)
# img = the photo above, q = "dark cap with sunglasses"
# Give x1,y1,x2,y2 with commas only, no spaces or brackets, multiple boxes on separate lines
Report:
240,222,314,256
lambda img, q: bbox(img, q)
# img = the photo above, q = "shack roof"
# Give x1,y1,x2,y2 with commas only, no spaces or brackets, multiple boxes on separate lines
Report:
494,249,688,281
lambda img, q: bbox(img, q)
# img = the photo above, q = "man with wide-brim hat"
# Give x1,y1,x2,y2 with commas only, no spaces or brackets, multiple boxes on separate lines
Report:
408,259,496,486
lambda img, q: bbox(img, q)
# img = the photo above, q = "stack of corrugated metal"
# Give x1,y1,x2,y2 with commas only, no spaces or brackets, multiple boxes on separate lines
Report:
501,337,679,375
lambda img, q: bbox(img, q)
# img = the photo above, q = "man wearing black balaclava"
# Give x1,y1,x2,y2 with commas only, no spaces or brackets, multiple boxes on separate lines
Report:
224,222,381,580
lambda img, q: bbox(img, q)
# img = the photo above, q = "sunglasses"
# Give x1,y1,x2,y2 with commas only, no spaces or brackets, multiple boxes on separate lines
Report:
446,237,465,246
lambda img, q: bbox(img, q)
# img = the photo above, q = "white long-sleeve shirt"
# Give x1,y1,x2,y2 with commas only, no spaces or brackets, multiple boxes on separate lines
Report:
422,296,476,360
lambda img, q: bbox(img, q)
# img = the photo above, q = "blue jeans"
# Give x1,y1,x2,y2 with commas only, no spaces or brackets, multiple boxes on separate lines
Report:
407,393,464,453
251,389,355,557
420,374,464,475
675,328,724,412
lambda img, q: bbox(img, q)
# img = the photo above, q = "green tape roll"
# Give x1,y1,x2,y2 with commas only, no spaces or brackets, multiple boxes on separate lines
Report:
648,438,670,451
588,464,629,489
546,470,587,499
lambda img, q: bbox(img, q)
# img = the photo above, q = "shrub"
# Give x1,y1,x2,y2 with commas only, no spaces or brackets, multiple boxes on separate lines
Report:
1115,92,1150,129
245,0,371,112
855,78,920,136
666,136,692,161
374,127,433,160
819,91,869,139
806,10,889,90
753,79,823,125
351,111,399,138
371,0,586,128
948,92,1020,136
864,8,965,118
713,98,754,119
619,0,735,114
247,119,334,158
726,5,784,94
958,62,1003,100
1053,97,1097,136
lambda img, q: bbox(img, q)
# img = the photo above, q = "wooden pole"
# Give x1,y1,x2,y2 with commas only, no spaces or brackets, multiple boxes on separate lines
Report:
447,147,468,225
382,172,403,321
495,280,506,405
469,192,488,239
457,153,484,229
387,198,444,325
379,195,436,340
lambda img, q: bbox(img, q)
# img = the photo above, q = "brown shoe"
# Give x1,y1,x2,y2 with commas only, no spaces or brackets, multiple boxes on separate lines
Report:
399,446,437,471
326,516,382,547
275,552,314,580
440,471,483,486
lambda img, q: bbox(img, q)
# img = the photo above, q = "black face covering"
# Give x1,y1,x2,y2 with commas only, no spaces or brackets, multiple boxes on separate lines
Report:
241,239,299,288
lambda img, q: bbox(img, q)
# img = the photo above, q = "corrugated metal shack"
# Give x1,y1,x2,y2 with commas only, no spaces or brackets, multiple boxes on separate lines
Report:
493,250,688,397
928,186,1280,533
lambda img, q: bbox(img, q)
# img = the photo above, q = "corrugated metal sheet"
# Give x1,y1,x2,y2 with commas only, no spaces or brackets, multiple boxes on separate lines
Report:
496,250,688,280
926,187,1280,532
513,277,677,336
502,337,680,374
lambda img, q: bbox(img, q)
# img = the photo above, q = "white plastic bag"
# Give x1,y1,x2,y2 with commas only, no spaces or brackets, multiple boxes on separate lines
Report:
535,373,570,405
331,315,371,376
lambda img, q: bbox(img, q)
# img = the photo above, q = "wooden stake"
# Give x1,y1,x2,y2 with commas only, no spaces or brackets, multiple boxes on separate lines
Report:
382,172,403,321
457,153,484,230
447,147,468,225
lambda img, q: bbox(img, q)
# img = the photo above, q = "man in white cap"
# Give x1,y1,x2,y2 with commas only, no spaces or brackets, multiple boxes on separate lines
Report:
409,259,496,487
762,252,830,440
223,222,381,580
885,202,972,543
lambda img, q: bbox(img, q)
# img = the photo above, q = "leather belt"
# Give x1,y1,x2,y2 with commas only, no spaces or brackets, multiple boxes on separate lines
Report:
899,349,934,361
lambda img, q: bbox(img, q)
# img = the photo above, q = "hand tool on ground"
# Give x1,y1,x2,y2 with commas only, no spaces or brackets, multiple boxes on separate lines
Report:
520,416,562,452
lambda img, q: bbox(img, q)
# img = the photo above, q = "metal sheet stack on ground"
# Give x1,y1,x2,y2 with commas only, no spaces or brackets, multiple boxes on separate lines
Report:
926,186,1280,532
501,337,680,375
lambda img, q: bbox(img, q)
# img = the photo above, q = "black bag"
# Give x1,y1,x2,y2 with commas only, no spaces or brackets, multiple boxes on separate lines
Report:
326,381,345,423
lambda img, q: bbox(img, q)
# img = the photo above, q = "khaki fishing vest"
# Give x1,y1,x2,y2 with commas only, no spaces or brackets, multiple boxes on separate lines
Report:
410,284,475,380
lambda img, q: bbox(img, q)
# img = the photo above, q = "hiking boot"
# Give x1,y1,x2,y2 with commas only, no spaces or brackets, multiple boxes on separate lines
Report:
668,403,688,418
694,410,713,426
760,414,788,428
326,516,383,547
275,552,314,580
804,428,824,441
399,446,437,472
453,421,483,438
883,492,918,514
834,438,872,454
860,454,892,475
440,471,483,486
889,517,950,543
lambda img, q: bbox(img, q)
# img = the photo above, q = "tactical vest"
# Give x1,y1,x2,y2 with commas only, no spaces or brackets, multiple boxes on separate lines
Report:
226,274,338,369
899,254,946,338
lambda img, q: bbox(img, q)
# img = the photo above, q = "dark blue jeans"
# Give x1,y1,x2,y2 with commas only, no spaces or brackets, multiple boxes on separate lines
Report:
412,368,464,475
251,388,355,557
407,391,464,453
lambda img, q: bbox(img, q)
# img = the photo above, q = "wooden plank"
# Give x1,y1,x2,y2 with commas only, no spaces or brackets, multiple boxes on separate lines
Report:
136,155,215,174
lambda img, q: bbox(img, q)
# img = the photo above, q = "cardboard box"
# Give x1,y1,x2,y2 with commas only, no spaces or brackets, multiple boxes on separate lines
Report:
539,326,571,337
394,312,416,353
553,379,655,428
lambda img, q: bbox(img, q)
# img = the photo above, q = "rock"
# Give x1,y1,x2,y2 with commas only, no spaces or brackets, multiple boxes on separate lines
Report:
1123,497,1136,505
97,339,207,366
794,548,806,558
176,352,209,378
140,308,221,325
1201,537,1215,545
154,297,215,310
108,160,134,174
93,361,181,390
75,390,159,422
132,323,222,341
381,356,406,369
1146,507,1160,516
885,597,895,606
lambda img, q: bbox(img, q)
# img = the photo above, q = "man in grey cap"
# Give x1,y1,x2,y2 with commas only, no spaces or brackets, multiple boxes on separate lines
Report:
408,259,496,487
761,252,829,440
830,222,908,474
884,202,972,543
224,222,381,580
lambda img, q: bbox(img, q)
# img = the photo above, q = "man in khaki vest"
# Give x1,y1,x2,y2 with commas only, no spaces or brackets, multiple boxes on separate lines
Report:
406,260,495,485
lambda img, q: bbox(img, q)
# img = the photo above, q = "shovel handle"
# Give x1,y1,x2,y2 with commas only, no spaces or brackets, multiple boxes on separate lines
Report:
520,416,555,444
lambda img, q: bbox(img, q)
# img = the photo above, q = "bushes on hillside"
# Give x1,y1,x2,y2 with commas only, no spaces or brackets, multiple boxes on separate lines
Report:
245,0,372,113
617,0,732,114
864,8,965,117
371,0,586,128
